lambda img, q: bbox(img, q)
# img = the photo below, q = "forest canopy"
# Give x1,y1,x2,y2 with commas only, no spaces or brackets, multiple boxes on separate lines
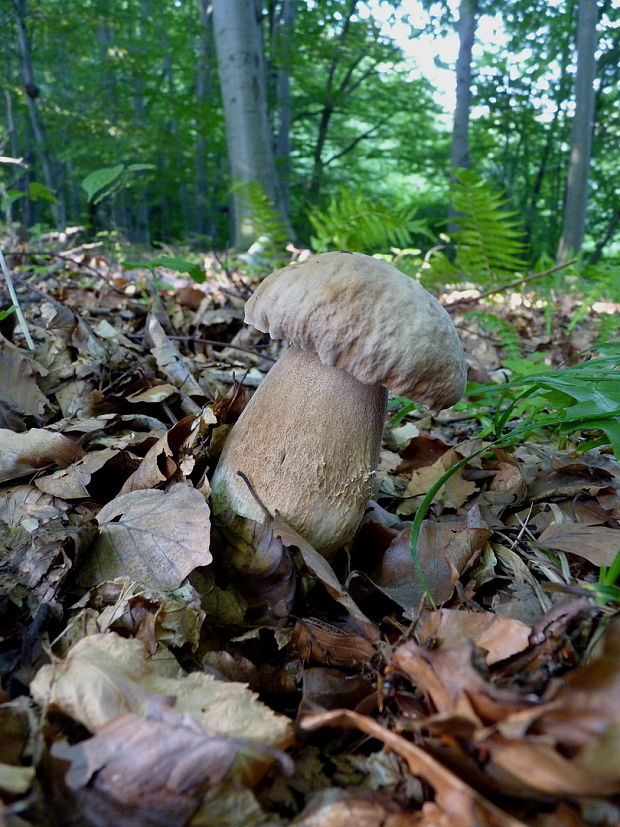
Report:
1,0,619,279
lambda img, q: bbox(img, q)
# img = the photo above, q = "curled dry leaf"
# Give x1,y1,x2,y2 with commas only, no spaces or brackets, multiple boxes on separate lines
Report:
398,447,476,516
35,447,125,499
389,619,620,798
51,704,289,826
364,507,491,615
300,709,526,827
77,482,212,590
0,428,84,483
144,314,207,415
0,335,49,420
273,514,379,641
538,522,620,567
31,632,293,785
418,609,531,665
120,407,216,494
291,619,376,669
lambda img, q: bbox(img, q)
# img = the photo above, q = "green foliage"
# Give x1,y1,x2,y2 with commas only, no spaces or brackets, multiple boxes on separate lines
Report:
231,180,290,272
409,343,620,596
0,305,16,321
82,164,155,205
450,169,528,283
124,255,205,284
592,550,620,605
463,342,620,456
307,186,430,253
596,313,620,347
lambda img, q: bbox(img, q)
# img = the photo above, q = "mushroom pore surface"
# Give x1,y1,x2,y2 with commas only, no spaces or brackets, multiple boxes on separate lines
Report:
210,346,388,554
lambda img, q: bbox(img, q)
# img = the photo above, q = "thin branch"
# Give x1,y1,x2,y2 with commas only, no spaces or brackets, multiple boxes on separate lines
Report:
449,258,578,306
0,248,35,350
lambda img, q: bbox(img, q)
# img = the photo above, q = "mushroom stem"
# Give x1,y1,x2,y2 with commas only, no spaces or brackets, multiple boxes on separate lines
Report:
211,345,388,556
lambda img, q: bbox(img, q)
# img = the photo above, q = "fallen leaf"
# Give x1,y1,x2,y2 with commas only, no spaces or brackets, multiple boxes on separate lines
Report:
0,428,84,482
50,702,291,826
398,448,476,516
363,507,490,615
291,619,376,669
538,523,620,566
77,482,212,589
0,335,49,420
31,632,293,785
418,609,531,665
301,709,526,826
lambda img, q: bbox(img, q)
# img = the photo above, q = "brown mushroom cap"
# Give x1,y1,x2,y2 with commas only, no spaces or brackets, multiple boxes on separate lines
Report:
245,251,467,410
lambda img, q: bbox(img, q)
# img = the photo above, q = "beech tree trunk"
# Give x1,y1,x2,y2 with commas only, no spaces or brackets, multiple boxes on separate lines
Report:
556,0,598,261
194,0,213,237
212,0,288,250
12,0,65,228
448,0,477,234
274,0,296,217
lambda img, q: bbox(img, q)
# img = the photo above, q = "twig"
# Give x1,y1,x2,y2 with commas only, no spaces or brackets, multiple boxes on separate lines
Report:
0,248,35,350
6,247,127,295
448,258,578,306
126,332,277,360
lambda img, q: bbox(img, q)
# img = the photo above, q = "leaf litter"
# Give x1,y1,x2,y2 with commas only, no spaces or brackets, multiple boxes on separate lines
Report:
0,240,619,825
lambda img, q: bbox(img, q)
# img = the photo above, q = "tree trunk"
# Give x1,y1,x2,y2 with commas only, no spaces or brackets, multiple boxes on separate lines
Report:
274,0,296,217
556,0,598,261
448,0,477,234
308,0,359,202
212,0,288,250
11,0,65,228
194,0,213,238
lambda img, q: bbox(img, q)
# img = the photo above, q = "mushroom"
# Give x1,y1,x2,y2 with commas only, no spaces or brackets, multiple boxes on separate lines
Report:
211,251,467,559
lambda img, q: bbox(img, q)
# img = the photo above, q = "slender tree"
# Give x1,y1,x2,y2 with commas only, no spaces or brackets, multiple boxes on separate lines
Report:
11,0,65,227
212,0,288,250
448,0,477,233
557,0,598,261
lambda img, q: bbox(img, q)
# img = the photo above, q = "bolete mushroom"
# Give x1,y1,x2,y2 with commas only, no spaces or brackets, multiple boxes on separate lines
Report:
211,251,467,558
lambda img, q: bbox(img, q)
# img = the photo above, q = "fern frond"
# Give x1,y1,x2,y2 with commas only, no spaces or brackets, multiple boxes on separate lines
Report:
308,186,429,253
451,169,527,284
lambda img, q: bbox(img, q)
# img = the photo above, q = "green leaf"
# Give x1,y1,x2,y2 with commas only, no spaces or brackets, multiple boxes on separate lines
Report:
0,305,17,321
1,190,25,210
28,182,60,204
124,255,205,284
82,165,125,203
127,163,156,172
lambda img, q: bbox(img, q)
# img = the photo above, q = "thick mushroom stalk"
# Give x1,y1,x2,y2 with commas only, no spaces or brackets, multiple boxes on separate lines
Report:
210,251,467,561
210,345,388,554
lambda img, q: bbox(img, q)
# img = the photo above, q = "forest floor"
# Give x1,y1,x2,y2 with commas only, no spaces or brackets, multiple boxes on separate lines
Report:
1,236,620,826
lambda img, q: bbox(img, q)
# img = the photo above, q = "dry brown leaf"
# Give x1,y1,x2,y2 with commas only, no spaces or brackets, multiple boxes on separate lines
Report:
35,446,124,498
538,523,620,566
77,482,212,589
120,407,216,494
0,335,49,420
290,619,376,669
279,520,379,641
418,609,531,665
0,428,84,482
31,632,293,784
144,314,206,415
301,709,526,826
390,641,529,725
365,507,490,614
291,789,418,826
398,448,476,516
0,484,69,529
51,703,291,826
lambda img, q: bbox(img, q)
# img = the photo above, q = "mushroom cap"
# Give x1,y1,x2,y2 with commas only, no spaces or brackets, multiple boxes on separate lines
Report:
245,251,467,409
